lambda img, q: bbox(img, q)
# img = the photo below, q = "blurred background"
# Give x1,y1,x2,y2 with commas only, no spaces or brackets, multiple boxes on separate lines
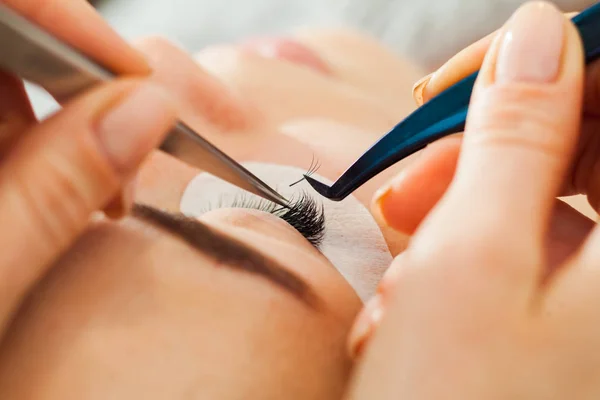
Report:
90,0,594,68
31,0,596,116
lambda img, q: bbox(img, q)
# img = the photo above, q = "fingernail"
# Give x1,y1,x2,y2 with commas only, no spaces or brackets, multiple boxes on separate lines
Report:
372,171,406,227
96,84,174,172
373,141,440,208
374,169,408,205
496,2,565,83
348,295,384,358
412,73,433,106
377,261,403,296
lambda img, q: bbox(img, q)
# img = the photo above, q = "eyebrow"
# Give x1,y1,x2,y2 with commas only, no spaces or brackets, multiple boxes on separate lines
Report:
131,204,318,307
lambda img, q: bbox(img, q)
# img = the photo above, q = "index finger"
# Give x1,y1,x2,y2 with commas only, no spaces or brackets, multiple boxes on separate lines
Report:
415,11,580,105
3,0,150,75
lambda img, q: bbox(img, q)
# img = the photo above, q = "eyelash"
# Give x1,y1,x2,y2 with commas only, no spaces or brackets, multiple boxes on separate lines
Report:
218,191,326,248
290,155,321,188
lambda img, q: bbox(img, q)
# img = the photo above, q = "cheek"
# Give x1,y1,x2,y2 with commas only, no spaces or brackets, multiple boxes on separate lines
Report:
291,28,425,109
194,45,398,132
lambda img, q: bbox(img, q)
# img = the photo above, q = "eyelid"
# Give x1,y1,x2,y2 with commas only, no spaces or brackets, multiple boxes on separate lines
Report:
180,163,394,301
131,204,320,307
205,191,326,248
204,212,339,300
199,208,320,255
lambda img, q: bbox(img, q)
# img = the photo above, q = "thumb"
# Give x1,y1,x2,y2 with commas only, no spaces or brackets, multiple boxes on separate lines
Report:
0,79,176,327
372,136,461,234
413,12,579,106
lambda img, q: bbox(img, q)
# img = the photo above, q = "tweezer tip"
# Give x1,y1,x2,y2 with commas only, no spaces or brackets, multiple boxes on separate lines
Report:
304,175,345,201
264,190,291,209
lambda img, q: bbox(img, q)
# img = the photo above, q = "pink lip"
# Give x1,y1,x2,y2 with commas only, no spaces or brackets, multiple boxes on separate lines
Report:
240,37,331,75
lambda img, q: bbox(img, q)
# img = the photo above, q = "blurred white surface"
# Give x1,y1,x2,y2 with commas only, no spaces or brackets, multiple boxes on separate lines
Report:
29,0,596,117
95,0,595,67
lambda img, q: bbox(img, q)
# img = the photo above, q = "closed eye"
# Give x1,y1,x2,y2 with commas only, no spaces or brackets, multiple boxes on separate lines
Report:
210,191,326,248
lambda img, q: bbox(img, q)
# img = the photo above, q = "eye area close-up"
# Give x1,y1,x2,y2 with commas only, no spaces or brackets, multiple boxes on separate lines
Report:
5,1,600,400
179,163,395,302
203,190,327,249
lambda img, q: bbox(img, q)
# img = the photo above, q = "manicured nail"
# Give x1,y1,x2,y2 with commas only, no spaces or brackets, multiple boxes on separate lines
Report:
373,141,440,209
372,162,419,228
348,295,384,358
373,169,408,205
496,2,565,83
96,84,174,172
412,73,433,106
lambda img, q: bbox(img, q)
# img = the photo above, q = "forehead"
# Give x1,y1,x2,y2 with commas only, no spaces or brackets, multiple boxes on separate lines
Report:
0,218,355,399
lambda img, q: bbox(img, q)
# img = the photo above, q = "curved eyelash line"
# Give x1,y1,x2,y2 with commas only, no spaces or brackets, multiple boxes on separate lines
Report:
289,155,321,188
216,190,326,248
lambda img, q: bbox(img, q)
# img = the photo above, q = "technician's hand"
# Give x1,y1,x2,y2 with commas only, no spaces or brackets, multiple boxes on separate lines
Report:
348,2,600,399
0,1,176,337
378,8,595,236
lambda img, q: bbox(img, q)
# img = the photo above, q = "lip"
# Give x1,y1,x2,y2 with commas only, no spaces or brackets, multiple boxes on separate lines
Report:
240,37,332,75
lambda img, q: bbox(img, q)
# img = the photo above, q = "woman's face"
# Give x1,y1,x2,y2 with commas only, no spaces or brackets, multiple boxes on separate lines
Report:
0,29,424,399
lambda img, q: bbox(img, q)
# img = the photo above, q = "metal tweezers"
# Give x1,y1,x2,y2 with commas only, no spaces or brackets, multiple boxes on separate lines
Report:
0,4,289,207
305,1,600,201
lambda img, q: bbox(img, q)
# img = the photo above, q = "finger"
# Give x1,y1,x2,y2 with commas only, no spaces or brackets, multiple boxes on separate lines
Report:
414,32,496,106
0,70,36,155
558,59,600,214
375,138,593,265
414,11,580,106
449,3,583,237
347,250,408,359
133,37,252,133
0,79,176,330
372,136,461,235
4,0,149,76
99,36,235,218
347,290,384,359
545,200,595,273
352,196,594,360
582,59,600,116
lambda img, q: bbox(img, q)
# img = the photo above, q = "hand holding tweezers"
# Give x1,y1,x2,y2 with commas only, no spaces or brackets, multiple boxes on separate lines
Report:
305,2,600,201
0,4,289,207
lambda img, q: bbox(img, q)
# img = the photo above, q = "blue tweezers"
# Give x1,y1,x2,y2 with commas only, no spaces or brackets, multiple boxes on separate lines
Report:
306,2,600,201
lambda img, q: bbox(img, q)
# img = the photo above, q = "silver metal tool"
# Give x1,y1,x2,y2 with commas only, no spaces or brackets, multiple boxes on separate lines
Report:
0,4,289,207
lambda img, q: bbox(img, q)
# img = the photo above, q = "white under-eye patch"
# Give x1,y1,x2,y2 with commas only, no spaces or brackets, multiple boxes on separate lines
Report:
180,162,392,301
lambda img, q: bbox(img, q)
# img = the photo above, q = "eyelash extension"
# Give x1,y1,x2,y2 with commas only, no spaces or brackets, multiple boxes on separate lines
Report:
224,190,326,248
289,155,321,188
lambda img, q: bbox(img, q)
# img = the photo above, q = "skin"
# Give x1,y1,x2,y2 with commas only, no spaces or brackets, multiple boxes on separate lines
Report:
2,1,599,399
0,1,425,397
347,3,600,399
132,32,425,252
